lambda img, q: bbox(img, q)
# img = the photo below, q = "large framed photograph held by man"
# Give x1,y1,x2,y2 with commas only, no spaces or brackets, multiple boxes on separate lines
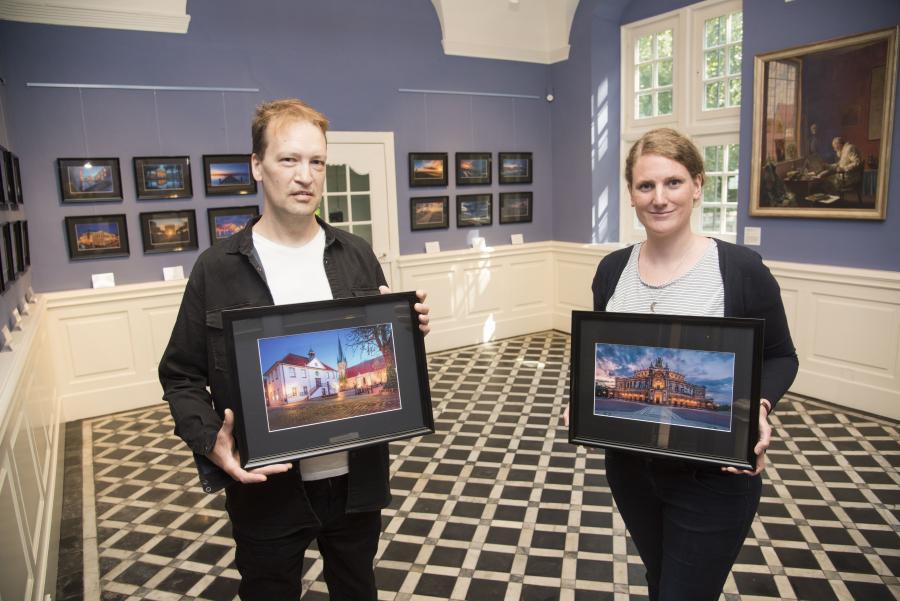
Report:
223,292,434,469
569,311,764,470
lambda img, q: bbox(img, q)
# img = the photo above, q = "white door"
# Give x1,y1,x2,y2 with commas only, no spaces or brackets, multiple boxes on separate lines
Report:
322,132,400,286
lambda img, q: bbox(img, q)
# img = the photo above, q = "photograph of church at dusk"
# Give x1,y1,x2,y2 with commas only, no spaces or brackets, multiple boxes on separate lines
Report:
594,343,736,432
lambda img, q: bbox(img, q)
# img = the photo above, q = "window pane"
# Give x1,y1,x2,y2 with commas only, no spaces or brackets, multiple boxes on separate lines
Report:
726,175,739,203
725,207,737,234
703,175,722,204
349,168,370,192
705,49,724,79
352,224,373,246
657,30,673,58
727,144,740,171
658,59,673,87
334,224,350,233
705,16,725,48
327,195,348,223
702,207,721,232
638,64,653,90
657,90,673,115
728,45,742,75
729,12,743,43
326,164,347,192
705,82,724,109
729,78,742,107
705,145,723,172
637,35,653,62
351,194,371,221
638,94,653,118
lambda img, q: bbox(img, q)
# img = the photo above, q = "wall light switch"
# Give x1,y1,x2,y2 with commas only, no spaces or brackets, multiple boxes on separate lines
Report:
743,226,761,246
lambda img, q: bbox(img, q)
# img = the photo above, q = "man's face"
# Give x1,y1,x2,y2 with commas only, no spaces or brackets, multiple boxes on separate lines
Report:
810,124,817,134
832,139,842,154
251,119,327,221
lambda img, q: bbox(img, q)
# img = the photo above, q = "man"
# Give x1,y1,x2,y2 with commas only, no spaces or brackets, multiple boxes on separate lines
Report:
819,136,862,195
159,98,430,600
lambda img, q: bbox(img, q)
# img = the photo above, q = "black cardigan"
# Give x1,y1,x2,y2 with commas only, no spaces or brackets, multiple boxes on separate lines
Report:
591,239,799,409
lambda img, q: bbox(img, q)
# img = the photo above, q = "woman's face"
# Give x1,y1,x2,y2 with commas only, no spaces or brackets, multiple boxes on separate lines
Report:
629,153,702,240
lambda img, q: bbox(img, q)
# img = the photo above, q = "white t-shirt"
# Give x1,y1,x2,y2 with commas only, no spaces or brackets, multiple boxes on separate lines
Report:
253,226,349,481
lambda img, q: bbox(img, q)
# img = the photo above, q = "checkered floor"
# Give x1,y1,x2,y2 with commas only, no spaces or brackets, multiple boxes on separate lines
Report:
56,331,899,600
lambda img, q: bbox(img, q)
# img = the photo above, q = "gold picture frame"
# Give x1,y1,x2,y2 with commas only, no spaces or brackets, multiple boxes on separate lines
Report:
749,27,898,220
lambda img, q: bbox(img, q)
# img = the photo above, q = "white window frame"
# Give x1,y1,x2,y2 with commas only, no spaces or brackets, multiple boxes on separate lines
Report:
620,0,742,245
694,132,741,240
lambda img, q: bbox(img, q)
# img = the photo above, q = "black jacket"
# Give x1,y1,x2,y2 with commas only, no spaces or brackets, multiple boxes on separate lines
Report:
159,216,391,530
591,239,798,408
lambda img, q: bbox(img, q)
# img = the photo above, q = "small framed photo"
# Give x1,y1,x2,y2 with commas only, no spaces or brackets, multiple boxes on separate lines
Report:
410,196,449,231
499,191,533,224
12,221,25,274
498,152,533,185
456,193,493,228
64,214,130,260
222,292,434,469
133,156,193,200
203,154,257,196
569,311,764,470
0,225,8,292
408,153,448,187
11,155,23,205
0,148,11,206
2,223,15,282
455,152,492,186
57,158,122,202
21,221,29,268
139,210,199,254
207,205,260,244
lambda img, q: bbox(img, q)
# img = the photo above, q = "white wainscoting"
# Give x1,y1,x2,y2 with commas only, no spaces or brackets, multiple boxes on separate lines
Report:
0,296,64,601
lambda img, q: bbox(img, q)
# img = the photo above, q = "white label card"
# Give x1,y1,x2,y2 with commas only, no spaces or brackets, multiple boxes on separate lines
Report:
471,237,486,250
163,265,186,281
510,234,524,245
0,325,11,351
92,272,116,288
17,300,28,316
11,308,21,331
424,241,441,254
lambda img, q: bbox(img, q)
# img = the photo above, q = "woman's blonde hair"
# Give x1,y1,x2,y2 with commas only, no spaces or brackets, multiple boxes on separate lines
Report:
624,128,705,189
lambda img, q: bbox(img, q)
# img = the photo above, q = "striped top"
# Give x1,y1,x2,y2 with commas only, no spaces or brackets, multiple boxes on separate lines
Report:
606,239,724,317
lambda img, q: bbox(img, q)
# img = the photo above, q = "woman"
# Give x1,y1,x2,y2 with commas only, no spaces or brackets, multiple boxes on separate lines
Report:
575,128,798,600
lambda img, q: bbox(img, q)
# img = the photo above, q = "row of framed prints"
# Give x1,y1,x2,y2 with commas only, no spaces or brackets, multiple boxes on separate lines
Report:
0,221,30,293
57,155,258,203
0,147,25,207
411,192,532,231
409,152,532,187
64,206,259,260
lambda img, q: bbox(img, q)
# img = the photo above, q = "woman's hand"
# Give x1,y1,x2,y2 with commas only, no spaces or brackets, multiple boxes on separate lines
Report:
722,400,772,476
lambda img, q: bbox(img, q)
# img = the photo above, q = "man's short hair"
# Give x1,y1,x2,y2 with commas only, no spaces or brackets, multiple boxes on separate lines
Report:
832,136,845,147
252,99,329,158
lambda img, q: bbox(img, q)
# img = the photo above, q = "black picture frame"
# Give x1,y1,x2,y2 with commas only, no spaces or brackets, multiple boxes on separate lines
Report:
22,221,29,268
207,205,259,244
569,311,764,470
0,223,9,292
133,156,193,200
64,214,130,260
203,154,257,197
498,152,533,185
57,158,123,203
408,152,448,187
2,222,15,282
455,152,492,186
222,292,434,469
139,210,199,254
12,155,23,205
456,193,493,228
410,196,449,231
12,221,25,274
0,148,11,207
499,192,533,224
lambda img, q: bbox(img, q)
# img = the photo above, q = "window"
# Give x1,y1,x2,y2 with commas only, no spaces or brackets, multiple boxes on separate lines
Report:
764,59,800,163
702,11,742,111
635,29,674,119
322,164,374,246
700,142,739,235
289,367,295,377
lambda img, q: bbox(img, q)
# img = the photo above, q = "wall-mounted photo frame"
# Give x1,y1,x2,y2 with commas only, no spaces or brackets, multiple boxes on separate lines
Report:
750,26,898,220
21,221,29,268
139,210,199,254
499,191,533,224
11,155,23,205
133,156,193,200
408,153,448,187
410,196,449,231
207,205,260,244
456,193,492,228
203,154,257,197
222,292,434,469
57,158,123,203
569,311,764,470
64,214,130,260
455,152,492,186
498,152,533,185
12,221,25,274
0,148,10,207
2,222,16,282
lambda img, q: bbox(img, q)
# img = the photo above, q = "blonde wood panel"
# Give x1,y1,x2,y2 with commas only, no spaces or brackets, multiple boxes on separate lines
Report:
811,295,898,372
146,305,181,368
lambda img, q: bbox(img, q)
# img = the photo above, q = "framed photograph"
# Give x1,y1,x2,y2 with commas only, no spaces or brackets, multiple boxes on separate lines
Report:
569,311,764,470
133,156,193,200
22,221,29,268
12,155,23,205
410,196,449,231
499,191,533,224
455,152,492,186
222,292,434,469
0,148,10,206
2,223,15,282
64,214,130,260
408,152,448,187
207,205,260,244
139,210,199,254
456,193,492,227
498,152,533,185
57,158,122,202
12,221,25,274
750,26,898,220
203,154,257,196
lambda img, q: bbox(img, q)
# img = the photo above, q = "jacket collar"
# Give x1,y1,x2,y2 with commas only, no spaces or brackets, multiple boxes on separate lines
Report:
225,214,338,256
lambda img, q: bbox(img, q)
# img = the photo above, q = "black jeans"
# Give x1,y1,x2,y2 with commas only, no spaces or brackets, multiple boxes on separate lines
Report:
605,451,761,601
231,474,381,601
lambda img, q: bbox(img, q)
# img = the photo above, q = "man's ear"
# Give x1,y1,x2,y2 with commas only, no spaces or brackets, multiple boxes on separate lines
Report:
250,153,263,182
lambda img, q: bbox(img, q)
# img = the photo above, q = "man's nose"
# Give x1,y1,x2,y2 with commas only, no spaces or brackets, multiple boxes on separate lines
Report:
294,162,313,183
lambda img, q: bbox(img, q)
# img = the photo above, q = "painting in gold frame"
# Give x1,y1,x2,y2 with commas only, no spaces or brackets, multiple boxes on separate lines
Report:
749,27,897,220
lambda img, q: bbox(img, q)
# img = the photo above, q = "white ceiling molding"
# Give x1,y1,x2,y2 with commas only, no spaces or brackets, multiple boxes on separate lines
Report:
431,0,580,64
0,0,190,34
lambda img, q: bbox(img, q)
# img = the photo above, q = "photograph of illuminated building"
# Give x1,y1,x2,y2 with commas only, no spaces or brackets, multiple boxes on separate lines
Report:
75,222,121,250
67,165,114,194
594,343,736,432
258,323,401,432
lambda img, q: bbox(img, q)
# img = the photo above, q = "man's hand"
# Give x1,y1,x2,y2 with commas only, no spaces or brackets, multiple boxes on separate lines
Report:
722,400,772,476
206,409,293,484
379,285,430,336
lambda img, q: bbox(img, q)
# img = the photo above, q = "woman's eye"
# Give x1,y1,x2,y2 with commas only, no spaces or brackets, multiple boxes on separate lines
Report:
637,183,654,192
